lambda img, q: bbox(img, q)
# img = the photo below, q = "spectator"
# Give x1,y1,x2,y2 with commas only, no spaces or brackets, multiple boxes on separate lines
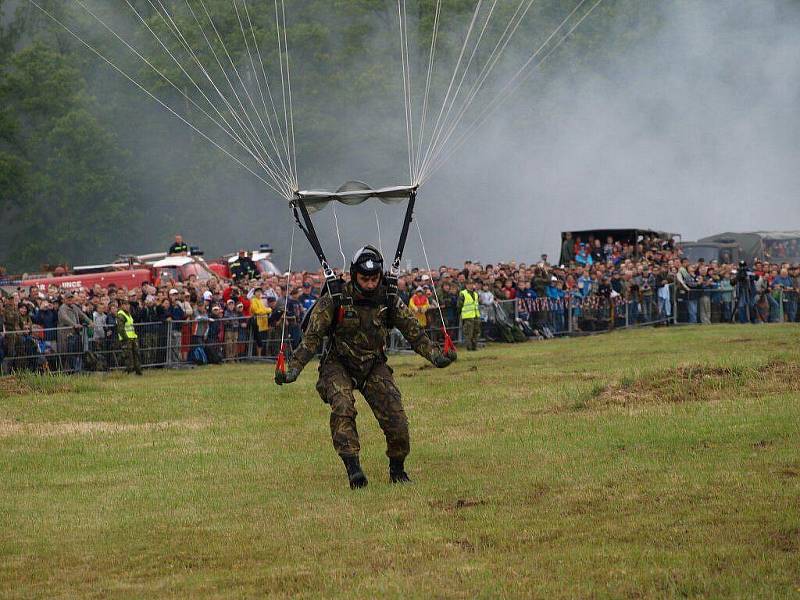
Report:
223,299,239,359
249,287,272,357
299,281,318,313
230,249,258,281
57,292,92,371
410,287,430,327
168,234,189,255
164,289,186,364
285,287,303,349
575,245,593,267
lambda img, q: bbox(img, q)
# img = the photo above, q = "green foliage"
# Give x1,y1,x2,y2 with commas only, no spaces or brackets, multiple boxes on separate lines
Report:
0,41,137,269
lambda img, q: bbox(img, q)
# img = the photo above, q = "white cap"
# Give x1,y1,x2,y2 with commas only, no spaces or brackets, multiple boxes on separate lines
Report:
169,288,179,295
203,290,213,301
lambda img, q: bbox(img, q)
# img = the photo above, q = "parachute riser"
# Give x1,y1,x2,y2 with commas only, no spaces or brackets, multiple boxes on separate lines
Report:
291,195,343,303
291,186,417,318
386,188,417,322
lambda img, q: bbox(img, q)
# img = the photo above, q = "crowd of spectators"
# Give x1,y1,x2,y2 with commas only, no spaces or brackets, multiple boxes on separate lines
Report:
1,231,798,374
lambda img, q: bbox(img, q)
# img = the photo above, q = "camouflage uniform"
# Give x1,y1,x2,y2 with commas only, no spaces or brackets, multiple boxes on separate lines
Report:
3,303,22,362
457,289,481,351
288,281,435,460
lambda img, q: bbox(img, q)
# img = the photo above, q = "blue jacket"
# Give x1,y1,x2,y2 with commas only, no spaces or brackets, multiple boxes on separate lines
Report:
166,304,185,321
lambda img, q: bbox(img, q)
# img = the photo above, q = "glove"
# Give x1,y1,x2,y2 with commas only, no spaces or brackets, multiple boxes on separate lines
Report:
431,349,457,369
275,367,300,385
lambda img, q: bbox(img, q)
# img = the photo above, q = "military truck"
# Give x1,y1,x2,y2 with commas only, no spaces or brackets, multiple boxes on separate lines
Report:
679,240,741,265
559,228,679,265
689,231,800,265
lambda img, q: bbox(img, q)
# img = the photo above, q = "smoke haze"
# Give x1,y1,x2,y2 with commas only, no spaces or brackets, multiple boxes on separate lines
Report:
409,0,800,267
276,0,800,270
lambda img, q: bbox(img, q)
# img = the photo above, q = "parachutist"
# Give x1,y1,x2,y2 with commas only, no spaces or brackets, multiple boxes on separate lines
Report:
278,245,456,489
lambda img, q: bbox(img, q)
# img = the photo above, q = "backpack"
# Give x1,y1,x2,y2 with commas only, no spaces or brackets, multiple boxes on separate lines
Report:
203,345,222,364
189,346,208,365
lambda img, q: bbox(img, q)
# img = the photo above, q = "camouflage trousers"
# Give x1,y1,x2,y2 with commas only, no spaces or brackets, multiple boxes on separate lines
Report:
120,338,142,374
462,317,481,351
316,359,409,459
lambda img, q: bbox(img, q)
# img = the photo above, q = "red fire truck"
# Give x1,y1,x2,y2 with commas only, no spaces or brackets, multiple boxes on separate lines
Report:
8,251,225,292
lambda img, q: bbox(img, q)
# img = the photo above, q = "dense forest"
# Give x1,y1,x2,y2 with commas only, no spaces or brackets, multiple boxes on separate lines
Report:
3,0,776,272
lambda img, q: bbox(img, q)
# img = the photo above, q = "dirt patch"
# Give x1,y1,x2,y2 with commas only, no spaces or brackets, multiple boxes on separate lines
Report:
779,468,799,479
575,360,800,410
752,440,773,449
430,498,486,512
448,538,476,552
772,528,799,552
0,373,100,396
0,377,29,396
0,419,210,438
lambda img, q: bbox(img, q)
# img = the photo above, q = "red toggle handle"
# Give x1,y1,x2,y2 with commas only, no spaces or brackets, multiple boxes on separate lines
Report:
442,327,456,355
276,343,287,375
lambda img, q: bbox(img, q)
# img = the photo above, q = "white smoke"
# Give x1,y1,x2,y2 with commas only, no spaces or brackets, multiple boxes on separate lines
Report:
413,0,800,265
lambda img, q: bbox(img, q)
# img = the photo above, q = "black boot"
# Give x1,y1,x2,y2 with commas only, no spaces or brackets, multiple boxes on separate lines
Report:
341,455,368,489
389,457,411,484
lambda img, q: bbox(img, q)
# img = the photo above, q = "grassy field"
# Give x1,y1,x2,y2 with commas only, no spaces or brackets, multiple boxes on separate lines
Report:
1,324,799,598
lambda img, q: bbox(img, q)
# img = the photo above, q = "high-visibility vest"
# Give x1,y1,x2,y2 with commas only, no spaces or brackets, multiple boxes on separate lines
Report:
460,289,480,319
117,310,138,341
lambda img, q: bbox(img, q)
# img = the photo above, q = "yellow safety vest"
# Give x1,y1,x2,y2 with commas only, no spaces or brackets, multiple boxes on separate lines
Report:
460,289,480,320
117,310,138,341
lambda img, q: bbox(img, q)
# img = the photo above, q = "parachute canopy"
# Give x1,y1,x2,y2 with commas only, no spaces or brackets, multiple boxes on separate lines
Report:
295,181,416,213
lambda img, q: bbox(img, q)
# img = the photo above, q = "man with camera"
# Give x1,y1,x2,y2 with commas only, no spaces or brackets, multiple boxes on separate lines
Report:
734,261,757,323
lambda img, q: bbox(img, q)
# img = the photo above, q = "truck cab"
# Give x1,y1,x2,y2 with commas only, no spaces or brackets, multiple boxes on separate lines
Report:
679,241,740,265
150,255,221,285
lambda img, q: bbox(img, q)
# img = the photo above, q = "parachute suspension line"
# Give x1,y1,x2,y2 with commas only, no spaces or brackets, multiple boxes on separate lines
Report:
417,0,536,182
417,0,484,182
150,0,287,196
396,0,414,183
272,0,294,187
374,207,384,257
417,0,498,181
233,0,295,188
276,226,295,377
414,0,442,181
241,0,293,177
72,0,282,192
193,0,280,180
402,0,415,183
274,0,295,189
420,0,606,186
27,0,281,195
332,203,347,273
179,0,286,188
415,220,449,348
145,0,285,183
280,0,299,190
280,227,295,352
148,0,292,197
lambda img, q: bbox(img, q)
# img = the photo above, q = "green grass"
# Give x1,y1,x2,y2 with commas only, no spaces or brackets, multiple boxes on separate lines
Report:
1,325,799,598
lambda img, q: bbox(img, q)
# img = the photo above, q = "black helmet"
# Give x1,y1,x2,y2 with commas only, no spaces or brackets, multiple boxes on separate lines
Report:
350,245,384,293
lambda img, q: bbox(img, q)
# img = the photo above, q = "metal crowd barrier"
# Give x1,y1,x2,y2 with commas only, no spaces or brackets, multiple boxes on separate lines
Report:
512,285,676,335
0,317,286,375
675,286,794,324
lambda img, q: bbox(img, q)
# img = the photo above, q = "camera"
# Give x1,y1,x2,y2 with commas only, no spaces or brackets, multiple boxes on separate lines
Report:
735,261,753,285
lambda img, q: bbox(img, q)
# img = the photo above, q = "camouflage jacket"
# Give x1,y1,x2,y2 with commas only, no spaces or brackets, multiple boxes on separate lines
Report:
288,281,435,377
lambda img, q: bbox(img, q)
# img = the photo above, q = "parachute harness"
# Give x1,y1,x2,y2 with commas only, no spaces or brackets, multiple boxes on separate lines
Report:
277,184,455,377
